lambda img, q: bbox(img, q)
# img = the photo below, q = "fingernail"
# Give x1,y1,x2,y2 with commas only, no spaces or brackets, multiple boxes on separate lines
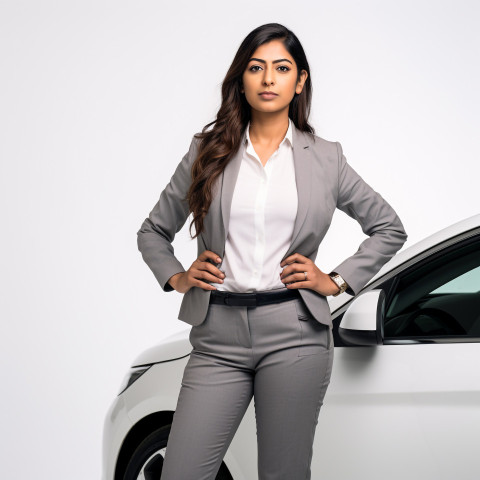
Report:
217,257,221,262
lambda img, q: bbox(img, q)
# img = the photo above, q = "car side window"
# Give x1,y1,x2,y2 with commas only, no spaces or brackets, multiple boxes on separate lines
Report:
384,236,480,340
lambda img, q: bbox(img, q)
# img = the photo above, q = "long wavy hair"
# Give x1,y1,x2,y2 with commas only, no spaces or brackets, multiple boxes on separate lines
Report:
187,23,315,239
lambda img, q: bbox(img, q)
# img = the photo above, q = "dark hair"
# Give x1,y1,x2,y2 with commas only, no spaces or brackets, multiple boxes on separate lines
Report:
187,22,315,238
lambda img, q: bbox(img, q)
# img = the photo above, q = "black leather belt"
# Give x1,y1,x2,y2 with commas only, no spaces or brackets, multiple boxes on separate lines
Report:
209,288,300,307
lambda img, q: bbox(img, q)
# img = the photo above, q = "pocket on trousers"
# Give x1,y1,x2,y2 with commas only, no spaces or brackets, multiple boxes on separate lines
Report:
293,298,330,356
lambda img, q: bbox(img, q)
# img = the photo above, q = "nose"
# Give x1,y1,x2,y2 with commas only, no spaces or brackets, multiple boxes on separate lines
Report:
263,66,275,86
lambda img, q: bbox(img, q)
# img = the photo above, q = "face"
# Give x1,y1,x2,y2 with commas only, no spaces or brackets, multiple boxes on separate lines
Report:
241,39,308,116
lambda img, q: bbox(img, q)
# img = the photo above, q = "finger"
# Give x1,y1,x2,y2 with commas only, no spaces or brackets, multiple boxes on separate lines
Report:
194,269,224,284
193,278,217,290
188,270,220,288
280,253,309,267
279,270,294,283
280,262,304,279
199,261,225,279
281,272,309,284
197,250,222,264
285,280,307,289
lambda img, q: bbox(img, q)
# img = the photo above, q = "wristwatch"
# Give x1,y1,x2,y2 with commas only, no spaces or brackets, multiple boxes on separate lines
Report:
327,271,348,296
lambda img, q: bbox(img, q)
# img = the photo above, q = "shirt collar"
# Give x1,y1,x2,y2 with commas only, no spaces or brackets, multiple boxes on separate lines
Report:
243,117,293,148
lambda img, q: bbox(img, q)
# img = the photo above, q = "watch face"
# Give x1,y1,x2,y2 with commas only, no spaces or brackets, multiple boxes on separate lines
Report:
331,275,342,288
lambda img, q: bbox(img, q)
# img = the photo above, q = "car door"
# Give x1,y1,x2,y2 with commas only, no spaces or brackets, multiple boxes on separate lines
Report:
310,231,480,480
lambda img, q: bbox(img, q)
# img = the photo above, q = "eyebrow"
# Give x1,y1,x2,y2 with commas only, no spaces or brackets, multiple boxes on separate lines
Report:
248,57,293,65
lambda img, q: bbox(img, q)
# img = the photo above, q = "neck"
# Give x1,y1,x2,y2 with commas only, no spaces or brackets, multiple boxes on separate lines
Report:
248,110,289,145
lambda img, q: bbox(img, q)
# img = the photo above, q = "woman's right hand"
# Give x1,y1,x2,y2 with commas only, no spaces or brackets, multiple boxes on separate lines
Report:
167,250,225,293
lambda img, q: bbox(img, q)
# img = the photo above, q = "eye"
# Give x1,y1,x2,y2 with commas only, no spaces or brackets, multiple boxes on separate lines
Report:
249,65,262,72
278,65,290,72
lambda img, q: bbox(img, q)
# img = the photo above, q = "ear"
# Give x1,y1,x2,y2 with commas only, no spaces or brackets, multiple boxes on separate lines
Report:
295,69,308,95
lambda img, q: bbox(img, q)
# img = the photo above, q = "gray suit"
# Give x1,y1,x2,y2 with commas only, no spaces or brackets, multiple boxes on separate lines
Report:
137,123,408,327
137,123,408,480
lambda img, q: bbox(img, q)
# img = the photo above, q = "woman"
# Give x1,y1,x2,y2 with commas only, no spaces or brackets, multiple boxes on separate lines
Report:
137,23,408,480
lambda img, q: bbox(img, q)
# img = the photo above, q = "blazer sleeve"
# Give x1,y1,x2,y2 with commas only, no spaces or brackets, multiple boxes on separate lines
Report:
137,135,199,292
330,141,408,296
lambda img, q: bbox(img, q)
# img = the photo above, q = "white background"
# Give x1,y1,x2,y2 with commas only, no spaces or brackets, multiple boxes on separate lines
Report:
1,1,479,478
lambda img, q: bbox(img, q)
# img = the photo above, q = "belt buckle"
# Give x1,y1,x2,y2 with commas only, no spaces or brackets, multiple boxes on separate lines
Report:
222,293,232,305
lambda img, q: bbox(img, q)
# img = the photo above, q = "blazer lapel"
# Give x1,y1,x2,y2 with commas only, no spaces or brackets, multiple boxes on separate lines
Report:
220,140,245,244
284,124,313,259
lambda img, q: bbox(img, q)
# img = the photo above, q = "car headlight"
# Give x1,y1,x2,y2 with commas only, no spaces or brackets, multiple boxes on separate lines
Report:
118,365,152,395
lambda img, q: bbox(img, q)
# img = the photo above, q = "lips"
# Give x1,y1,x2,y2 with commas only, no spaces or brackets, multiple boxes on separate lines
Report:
259,91,278,100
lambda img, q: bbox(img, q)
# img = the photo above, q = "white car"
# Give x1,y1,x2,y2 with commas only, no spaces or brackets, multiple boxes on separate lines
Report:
102,214,480,480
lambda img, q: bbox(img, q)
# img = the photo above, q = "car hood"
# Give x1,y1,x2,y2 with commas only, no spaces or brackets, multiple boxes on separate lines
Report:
131,329,192,366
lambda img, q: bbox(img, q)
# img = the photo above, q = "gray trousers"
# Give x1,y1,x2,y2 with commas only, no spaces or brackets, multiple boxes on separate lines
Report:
160,295,334,480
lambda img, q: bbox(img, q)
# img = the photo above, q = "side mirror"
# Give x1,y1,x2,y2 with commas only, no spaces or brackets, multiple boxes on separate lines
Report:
338,289,385,346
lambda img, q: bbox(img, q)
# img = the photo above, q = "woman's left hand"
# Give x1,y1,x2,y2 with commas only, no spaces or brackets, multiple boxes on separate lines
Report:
280,253,340,296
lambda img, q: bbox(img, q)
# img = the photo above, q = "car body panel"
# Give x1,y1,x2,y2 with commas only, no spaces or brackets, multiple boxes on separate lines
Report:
320,343,480,479
102,395,132,480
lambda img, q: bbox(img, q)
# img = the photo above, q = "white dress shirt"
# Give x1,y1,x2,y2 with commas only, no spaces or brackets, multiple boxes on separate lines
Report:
211,117,298,292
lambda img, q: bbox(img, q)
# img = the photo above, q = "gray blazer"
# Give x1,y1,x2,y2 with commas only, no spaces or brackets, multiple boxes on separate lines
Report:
137,123,408,328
